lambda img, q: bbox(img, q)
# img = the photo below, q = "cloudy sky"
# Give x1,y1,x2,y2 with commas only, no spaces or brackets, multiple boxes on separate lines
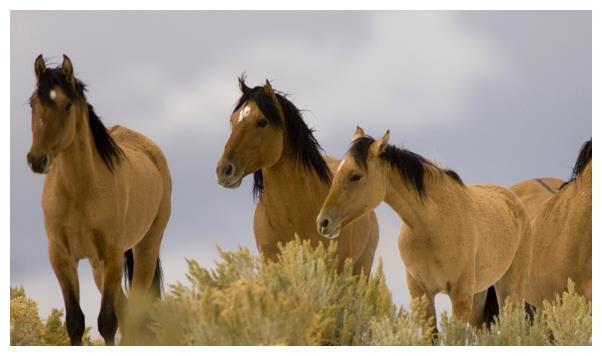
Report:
11,11,591,332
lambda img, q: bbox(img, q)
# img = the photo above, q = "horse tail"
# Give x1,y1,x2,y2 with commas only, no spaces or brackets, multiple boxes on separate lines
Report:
150,257,164,299
483,286,500,327
123,250,163,299
124,249,134,290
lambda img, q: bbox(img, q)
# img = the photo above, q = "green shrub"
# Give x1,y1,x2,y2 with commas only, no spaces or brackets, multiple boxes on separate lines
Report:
10,286,44,345
11,240,592,346
150,237,406,345
10,286,100,346
543,279,592,345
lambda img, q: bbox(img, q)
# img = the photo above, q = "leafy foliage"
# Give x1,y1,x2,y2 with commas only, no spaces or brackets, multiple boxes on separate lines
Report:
543,279,592,345
11,240,592,346
10,286,100,346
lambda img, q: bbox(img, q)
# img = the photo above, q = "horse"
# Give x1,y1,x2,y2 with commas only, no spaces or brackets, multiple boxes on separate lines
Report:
510,177,564,220
215,78,379,274
26,55,172,345
317,127,533,328
519,139,592,307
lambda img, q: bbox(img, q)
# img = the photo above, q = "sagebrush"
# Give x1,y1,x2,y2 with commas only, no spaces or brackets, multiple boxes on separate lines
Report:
11,238,592,346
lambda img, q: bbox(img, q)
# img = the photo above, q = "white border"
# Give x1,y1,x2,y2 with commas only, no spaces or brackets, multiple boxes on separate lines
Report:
3,1,598,355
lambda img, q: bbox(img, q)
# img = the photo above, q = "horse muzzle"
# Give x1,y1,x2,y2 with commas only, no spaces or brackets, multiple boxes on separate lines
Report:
316,213,342,239
27,152,50,174
216,160,244,189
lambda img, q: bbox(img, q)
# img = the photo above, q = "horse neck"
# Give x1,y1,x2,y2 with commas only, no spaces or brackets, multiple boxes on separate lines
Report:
383,163,466,235
53,103,100,188
260,146,329,214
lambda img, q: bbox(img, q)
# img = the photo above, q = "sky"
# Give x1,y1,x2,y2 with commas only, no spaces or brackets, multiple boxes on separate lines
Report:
10,11,591,333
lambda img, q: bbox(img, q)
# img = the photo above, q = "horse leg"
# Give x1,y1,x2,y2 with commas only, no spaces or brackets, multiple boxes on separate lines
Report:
97,250,125,345
91,260,127,343
449,274,475,323
49,242,85,346
469,290,488,327
406,271,437,331
352,221,379,275
125,213,168,345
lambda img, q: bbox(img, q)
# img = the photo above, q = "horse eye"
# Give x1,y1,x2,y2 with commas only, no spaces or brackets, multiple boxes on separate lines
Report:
350,174,362,182
65,102,72,111
257,118,268,128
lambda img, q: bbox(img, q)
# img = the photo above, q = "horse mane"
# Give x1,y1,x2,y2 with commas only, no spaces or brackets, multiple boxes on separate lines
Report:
560,138,592,189
350,136,464,198
36,66,123,171
234,78,331,200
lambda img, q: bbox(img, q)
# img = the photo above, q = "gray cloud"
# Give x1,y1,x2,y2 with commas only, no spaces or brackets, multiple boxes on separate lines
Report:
11,11,591,333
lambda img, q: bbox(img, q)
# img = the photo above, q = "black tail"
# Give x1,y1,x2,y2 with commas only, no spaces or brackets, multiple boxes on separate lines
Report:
123,249,164,299
151,258,164,299
124,249,134,291
483,286,500,327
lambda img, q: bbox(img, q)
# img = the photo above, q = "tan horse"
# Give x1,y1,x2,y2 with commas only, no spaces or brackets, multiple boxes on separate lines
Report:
510,177,564,220
216,78,379,274
517,140,592,307
27,55,172,345
317,127,532,327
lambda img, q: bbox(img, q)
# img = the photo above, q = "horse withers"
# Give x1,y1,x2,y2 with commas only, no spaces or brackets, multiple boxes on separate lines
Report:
27,55,172,345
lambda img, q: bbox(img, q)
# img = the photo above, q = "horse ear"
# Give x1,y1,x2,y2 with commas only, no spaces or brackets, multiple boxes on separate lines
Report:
238,76,251,94
34,54,46,81
352,126,365,141
369,130,390,158
61,54,75,86
264,79,274,97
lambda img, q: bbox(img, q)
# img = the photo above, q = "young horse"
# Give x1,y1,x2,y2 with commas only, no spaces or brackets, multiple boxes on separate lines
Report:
216,79,379,274
510,177,564,220
27,55,172,345
522,139,592,307
317,128,532,327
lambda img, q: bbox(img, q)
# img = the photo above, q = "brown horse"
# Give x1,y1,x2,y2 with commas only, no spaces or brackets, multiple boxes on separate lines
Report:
317,127,532,327
26,55,172,345
518,140,592,307
510,177,564,220
216,78,379,274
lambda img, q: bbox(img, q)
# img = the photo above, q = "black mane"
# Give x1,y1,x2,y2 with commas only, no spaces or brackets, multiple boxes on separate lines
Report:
350,136,463,198
560,138,592,189
36,66,123,171
570,139,592,180
234,78,331,200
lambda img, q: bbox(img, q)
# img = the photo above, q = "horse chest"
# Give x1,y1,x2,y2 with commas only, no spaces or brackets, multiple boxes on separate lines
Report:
43,196,125,260
399,232,464,293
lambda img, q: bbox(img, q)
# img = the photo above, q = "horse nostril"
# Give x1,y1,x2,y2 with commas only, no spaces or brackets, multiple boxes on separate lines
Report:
40,155,47,166
320,219,330,229
223,163,234,178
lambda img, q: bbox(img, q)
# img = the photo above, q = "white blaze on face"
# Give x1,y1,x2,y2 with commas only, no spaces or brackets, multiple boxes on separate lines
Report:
238,105,251,123
336,158,347,173
49,90,56,100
